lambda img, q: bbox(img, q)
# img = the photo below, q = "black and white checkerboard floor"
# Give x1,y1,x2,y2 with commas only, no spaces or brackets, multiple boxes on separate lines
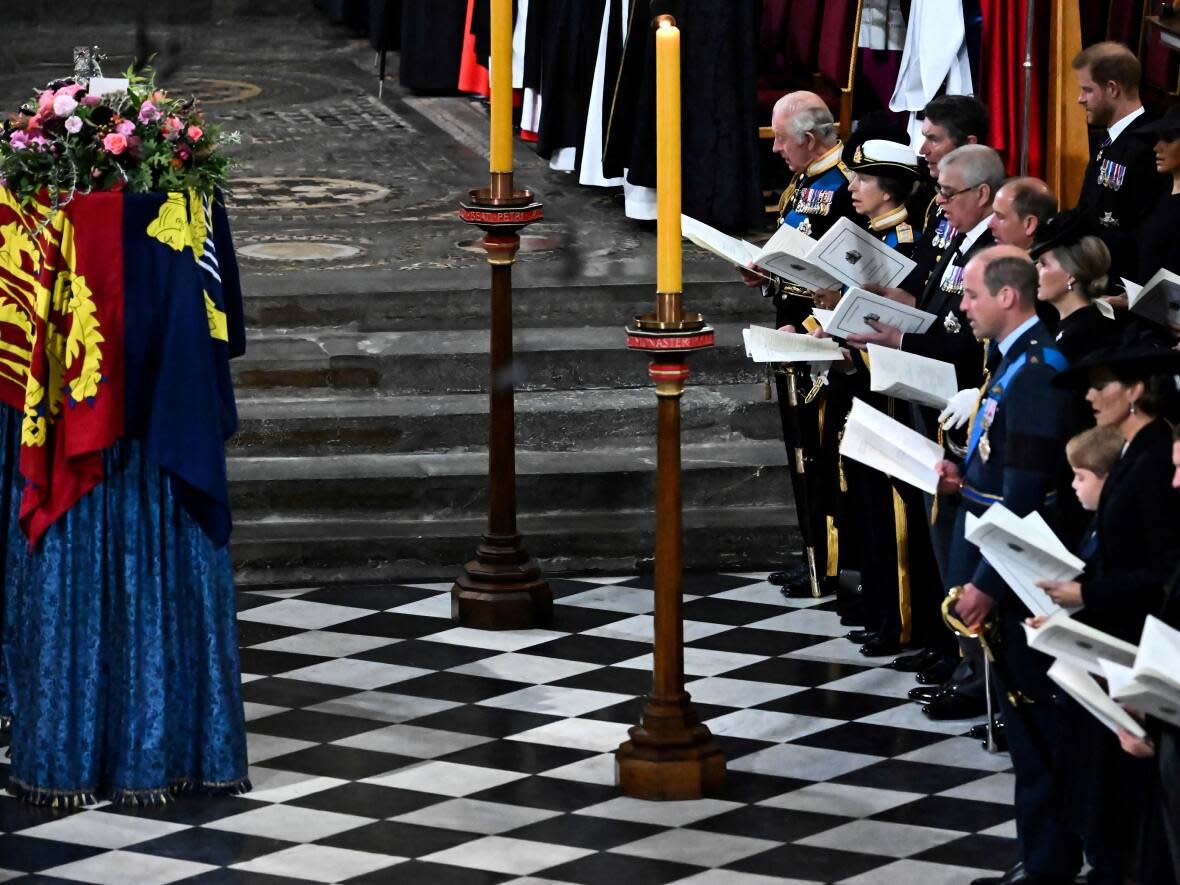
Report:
0,574,1021,884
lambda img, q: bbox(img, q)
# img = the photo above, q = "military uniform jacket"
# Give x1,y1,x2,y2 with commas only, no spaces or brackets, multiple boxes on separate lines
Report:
1077,113,1171,280
898,195,952,297
956,321,1072,603
898,228,993,390
1078,418,1180,642
768,143,859,326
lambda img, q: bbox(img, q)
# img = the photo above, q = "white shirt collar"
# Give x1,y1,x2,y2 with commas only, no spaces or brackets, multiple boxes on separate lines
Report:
1107,106,1145,145
960,213,993,252
998,314,1039,356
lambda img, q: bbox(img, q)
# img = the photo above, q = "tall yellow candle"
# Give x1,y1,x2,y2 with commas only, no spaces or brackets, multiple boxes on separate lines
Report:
655,18,682,295
489,0,514,174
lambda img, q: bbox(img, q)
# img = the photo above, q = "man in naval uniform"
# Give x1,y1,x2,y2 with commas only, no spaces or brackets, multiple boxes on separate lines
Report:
936,246,1079,885
741,92,859,596
1072,41,1170,282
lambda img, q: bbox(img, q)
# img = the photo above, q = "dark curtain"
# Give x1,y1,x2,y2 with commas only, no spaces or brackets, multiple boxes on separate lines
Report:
400,0,467,92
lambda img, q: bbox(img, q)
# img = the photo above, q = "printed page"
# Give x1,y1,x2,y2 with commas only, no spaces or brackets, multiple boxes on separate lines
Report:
824,287,937,338
838,398,944,494
1124,268,1180,327
808,216,917,289
1048,660,1147,738
866,344,958,408
1134,615,1180,695
967,505,1085,617
682,215,763,273
1022,610,1138,676
754,223,842,291
1102,658,1180,730
742,326,844,363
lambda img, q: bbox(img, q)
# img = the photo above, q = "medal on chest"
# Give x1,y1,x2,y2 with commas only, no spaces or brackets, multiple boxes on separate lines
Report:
1098,210,1118,229
941,264,966,295
1098,158,1127,191
796,186,834,216
932,217,955,250
978,398,998,463
943,312,962,334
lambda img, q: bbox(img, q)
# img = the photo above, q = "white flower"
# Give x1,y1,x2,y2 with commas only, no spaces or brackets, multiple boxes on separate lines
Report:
64,115,83,134
52,93,78,117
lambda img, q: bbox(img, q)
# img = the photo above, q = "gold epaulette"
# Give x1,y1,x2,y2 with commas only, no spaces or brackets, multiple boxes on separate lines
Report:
896,222,914,244
924,194,939,227
836,160,852,182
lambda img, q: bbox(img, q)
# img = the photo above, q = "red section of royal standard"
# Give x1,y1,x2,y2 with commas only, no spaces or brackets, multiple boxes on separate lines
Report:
9,192,126,546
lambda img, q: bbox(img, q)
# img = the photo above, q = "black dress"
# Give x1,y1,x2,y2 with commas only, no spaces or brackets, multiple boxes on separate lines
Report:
1057,419,1180,880
1136,190,1180,284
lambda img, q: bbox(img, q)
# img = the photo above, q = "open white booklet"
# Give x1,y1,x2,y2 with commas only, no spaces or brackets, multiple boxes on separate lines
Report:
683,214,916,291
1101,658,1180,731
866,344,958,408
965,506,1085,619
838,398,944,494
1048,659,1147,738
1022,610,1138,677
818,287,937,338
741,326,844,363
1122,268,1180,327
1134,615,1180,697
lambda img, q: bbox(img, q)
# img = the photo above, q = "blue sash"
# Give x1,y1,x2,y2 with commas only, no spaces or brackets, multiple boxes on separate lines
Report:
964,345,1067,466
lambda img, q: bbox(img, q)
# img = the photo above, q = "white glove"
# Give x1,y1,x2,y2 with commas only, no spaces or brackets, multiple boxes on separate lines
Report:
939,387,980,431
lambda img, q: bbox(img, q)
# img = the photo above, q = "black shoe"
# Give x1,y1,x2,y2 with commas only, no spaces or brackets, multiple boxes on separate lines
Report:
845,628,878,644
768,563,809,587
908,684,943,703
890,649,939,672
971,861,1074,885
860,637,905,658
916,656,959,685
923,687,987,720
968,719,1008,751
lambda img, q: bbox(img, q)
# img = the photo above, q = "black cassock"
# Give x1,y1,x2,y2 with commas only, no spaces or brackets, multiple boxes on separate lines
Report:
603,0,763,231
399,0,468,92
535,0,610,164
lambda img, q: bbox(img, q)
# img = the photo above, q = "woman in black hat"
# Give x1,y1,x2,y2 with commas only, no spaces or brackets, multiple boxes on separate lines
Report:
1039,341,1180,884
842,136,924,259
1031,211,1126,365
1134,103,1180,285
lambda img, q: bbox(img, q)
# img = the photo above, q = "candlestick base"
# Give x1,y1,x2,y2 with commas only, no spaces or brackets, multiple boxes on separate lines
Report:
452,532,552,630
617,693,726,800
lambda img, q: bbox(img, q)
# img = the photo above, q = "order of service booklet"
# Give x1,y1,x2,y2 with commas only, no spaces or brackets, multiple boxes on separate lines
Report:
741,325,845,363
683,214,917,291
865,344,958,408
838,397,945,494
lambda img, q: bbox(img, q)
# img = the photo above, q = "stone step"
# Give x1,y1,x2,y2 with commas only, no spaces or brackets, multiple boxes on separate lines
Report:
231,504,798,585
231,323,764,394
241,275,774,332
230,383,782,456
227,440,791,518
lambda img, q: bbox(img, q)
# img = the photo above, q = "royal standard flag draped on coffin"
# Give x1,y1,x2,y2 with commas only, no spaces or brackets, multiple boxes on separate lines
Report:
0,189,244,548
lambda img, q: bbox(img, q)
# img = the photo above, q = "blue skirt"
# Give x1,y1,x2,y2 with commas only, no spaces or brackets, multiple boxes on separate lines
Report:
1,405,249,806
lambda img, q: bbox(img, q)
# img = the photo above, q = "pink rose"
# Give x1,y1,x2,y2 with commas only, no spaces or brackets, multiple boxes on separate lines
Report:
115,119,135,136
138,100,161,123
186,125,203,141
161,116,182,139
8,131,29,151
52,93,77,117
81,94,102,107
37,90,54,113
57,83,85,98
64,115,83,134
102,132,128,154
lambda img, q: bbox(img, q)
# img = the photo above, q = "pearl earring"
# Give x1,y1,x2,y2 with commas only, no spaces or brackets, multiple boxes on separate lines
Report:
1066,281,1075,291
